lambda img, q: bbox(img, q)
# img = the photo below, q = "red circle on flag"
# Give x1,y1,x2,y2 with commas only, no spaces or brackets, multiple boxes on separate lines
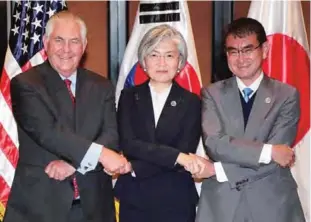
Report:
263,34,310,145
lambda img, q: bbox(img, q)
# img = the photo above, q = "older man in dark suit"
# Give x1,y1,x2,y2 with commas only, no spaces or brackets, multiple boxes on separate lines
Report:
4,11,130,222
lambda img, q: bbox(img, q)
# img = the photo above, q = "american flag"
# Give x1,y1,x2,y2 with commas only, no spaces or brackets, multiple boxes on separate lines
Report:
0,1,67,219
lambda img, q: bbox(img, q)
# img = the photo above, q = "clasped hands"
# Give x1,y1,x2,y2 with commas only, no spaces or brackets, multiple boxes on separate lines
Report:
271,144,295,168
176,153,215,179
45,147,132,181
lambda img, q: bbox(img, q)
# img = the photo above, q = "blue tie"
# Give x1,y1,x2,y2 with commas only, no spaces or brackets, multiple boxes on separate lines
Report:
242,88,253,103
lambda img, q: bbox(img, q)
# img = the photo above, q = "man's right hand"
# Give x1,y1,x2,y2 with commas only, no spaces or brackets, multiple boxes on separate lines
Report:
45,160,76,181
271,144,295,167
99,147,128,173
189,154,215,179
177,153,203,175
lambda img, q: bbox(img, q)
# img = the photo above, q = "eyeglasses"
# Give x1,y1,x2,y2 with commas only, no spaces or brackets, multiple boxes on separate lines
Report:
225,44,262,57
147,52,179,63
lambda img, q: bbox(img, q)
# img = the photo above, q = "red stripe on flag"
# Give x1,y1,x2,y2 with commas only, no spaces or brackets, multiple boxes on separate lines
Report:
0,123,19,168
21,60,32,73
0,70,12,109
263,34,310,145
0,175,11,212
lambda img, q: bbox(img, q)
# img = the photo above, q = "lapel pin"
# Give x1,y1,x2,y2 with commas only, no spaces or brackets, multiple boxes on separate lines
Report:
265,97,271,104
170,100,177,107
134,93,139,101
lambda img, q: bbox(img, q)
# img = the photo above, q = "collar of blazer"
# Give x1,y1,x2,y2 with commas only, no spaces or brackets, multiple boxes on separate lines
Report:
133,79,185,106
220,75,275,138
39,61,88,96
133,80,187,138
37,62,93,130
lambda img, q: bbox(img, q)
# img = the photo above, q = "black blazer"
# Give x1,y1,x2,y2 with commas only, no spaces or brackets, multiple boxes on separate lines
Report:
114,81,201,211
4,62,118,222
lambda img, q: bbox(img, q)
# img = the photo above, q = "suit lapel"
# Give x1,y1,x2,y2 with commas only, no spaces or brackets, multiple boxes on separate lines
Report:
75,69,94,133
156,82,185,139
244,75,274,139
220,78,245,137
40,63,75,128
135,82,156,141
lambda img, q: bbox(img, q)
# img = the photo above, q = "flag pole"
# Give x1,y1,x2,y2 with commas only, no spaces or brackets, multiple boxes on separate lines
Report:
108,1,127,86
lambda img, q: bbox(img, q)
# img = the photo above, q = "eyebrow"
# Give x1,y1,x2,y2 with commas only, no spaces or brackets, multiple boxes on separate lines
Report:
53,36,81,41
151,50,177,53
70,38,81,41
226,44,256,50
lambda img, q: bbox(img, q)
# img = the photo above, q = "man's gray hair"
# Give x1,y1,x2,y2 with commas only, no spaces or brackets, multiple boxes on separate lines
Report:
45,11,87,42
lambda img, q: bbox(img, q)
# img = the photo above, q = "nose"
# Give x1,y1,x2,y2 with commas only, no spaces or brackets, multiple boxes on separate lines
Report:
237,52,246,62
158,56,166,65
63,41,71,52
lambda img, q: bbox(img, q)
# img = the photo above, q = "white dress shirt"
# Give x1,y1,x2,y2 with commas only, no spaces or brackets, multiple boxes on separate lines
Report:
214,73,272,182
149,83,172,127
59,73,102,175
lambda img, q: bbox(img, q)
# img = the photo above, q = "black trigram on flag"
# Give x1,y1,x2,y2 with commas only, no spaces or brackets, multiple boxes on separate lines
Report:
139,1,180,24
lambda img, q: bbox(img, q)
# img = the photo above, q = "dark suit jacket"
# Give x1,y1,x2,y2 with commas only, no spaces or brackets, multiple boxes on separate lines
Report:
114,81,201,212
4,62,118,222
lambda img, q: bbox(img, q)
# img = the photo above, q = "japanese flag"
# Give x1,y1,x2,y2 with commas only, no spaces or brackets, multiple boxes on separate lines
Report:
248,1,310,220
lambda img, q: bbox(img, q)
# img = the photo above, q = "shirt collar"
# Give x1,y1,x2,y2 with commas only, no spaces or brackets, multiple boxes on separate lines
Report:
58,71,77,86
236,72,264,95
148,82,172,96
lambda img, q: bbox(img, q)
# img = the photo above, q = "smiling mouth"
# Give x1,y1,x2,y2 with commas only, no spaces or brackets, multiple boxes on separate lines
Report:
156,70,168,73
237,65,250,69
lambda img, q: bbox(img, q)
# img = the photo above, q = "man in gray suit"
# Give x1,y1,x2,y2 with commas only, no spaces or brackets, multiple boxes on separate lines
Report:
195,17,305,222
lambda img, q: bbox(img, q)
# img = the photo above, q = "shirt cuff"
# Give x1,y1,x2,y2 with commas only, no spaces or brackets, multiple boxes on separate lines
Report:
77,142,102,174
214,162,228,182
259,144,272,164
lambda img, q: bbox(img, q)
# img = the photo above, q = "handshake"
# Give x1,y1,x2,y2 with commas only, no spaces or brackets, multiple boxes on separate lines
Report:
44,148,217,181
45,146,131,181
99,146,132,175
176,153,216,179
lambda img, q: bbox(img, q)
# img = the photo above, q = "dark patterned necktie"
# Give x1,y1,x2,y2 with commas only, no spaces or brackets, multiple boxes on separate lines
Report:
64,79,79,199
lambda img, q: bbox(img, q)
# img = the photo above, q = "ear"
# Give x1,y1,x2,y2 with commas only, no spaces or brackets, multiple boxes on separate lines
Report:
177,59,182,71
142,60,147,71
43,35,48,52
262,41,270,59
82,39,88,52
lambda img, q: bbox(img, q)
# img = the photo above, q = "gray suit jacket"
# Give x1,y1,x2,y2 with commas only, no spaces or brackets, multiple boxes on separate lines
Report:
4,62,118,222
196,75,305,222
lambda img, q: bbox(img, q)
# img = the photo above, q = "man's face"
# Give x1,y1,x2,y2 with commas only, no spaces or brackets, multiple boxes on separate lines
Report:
225,33,269,85
43,19,87,77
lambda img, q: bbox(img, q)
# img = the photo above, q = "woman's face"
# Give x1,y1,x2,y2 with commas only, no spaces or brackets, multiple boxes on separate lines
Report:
144,38,180,84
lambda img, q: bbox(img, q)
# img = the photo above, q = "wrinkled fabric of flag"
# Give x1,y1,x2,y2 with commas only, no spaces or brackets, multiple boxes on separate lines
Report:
248,1,310,221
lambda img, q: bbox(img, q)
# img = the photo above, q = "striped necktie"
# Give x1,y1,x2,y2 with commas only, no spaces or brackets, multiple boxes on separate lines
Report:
64,79,79,199
242,87,253,103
